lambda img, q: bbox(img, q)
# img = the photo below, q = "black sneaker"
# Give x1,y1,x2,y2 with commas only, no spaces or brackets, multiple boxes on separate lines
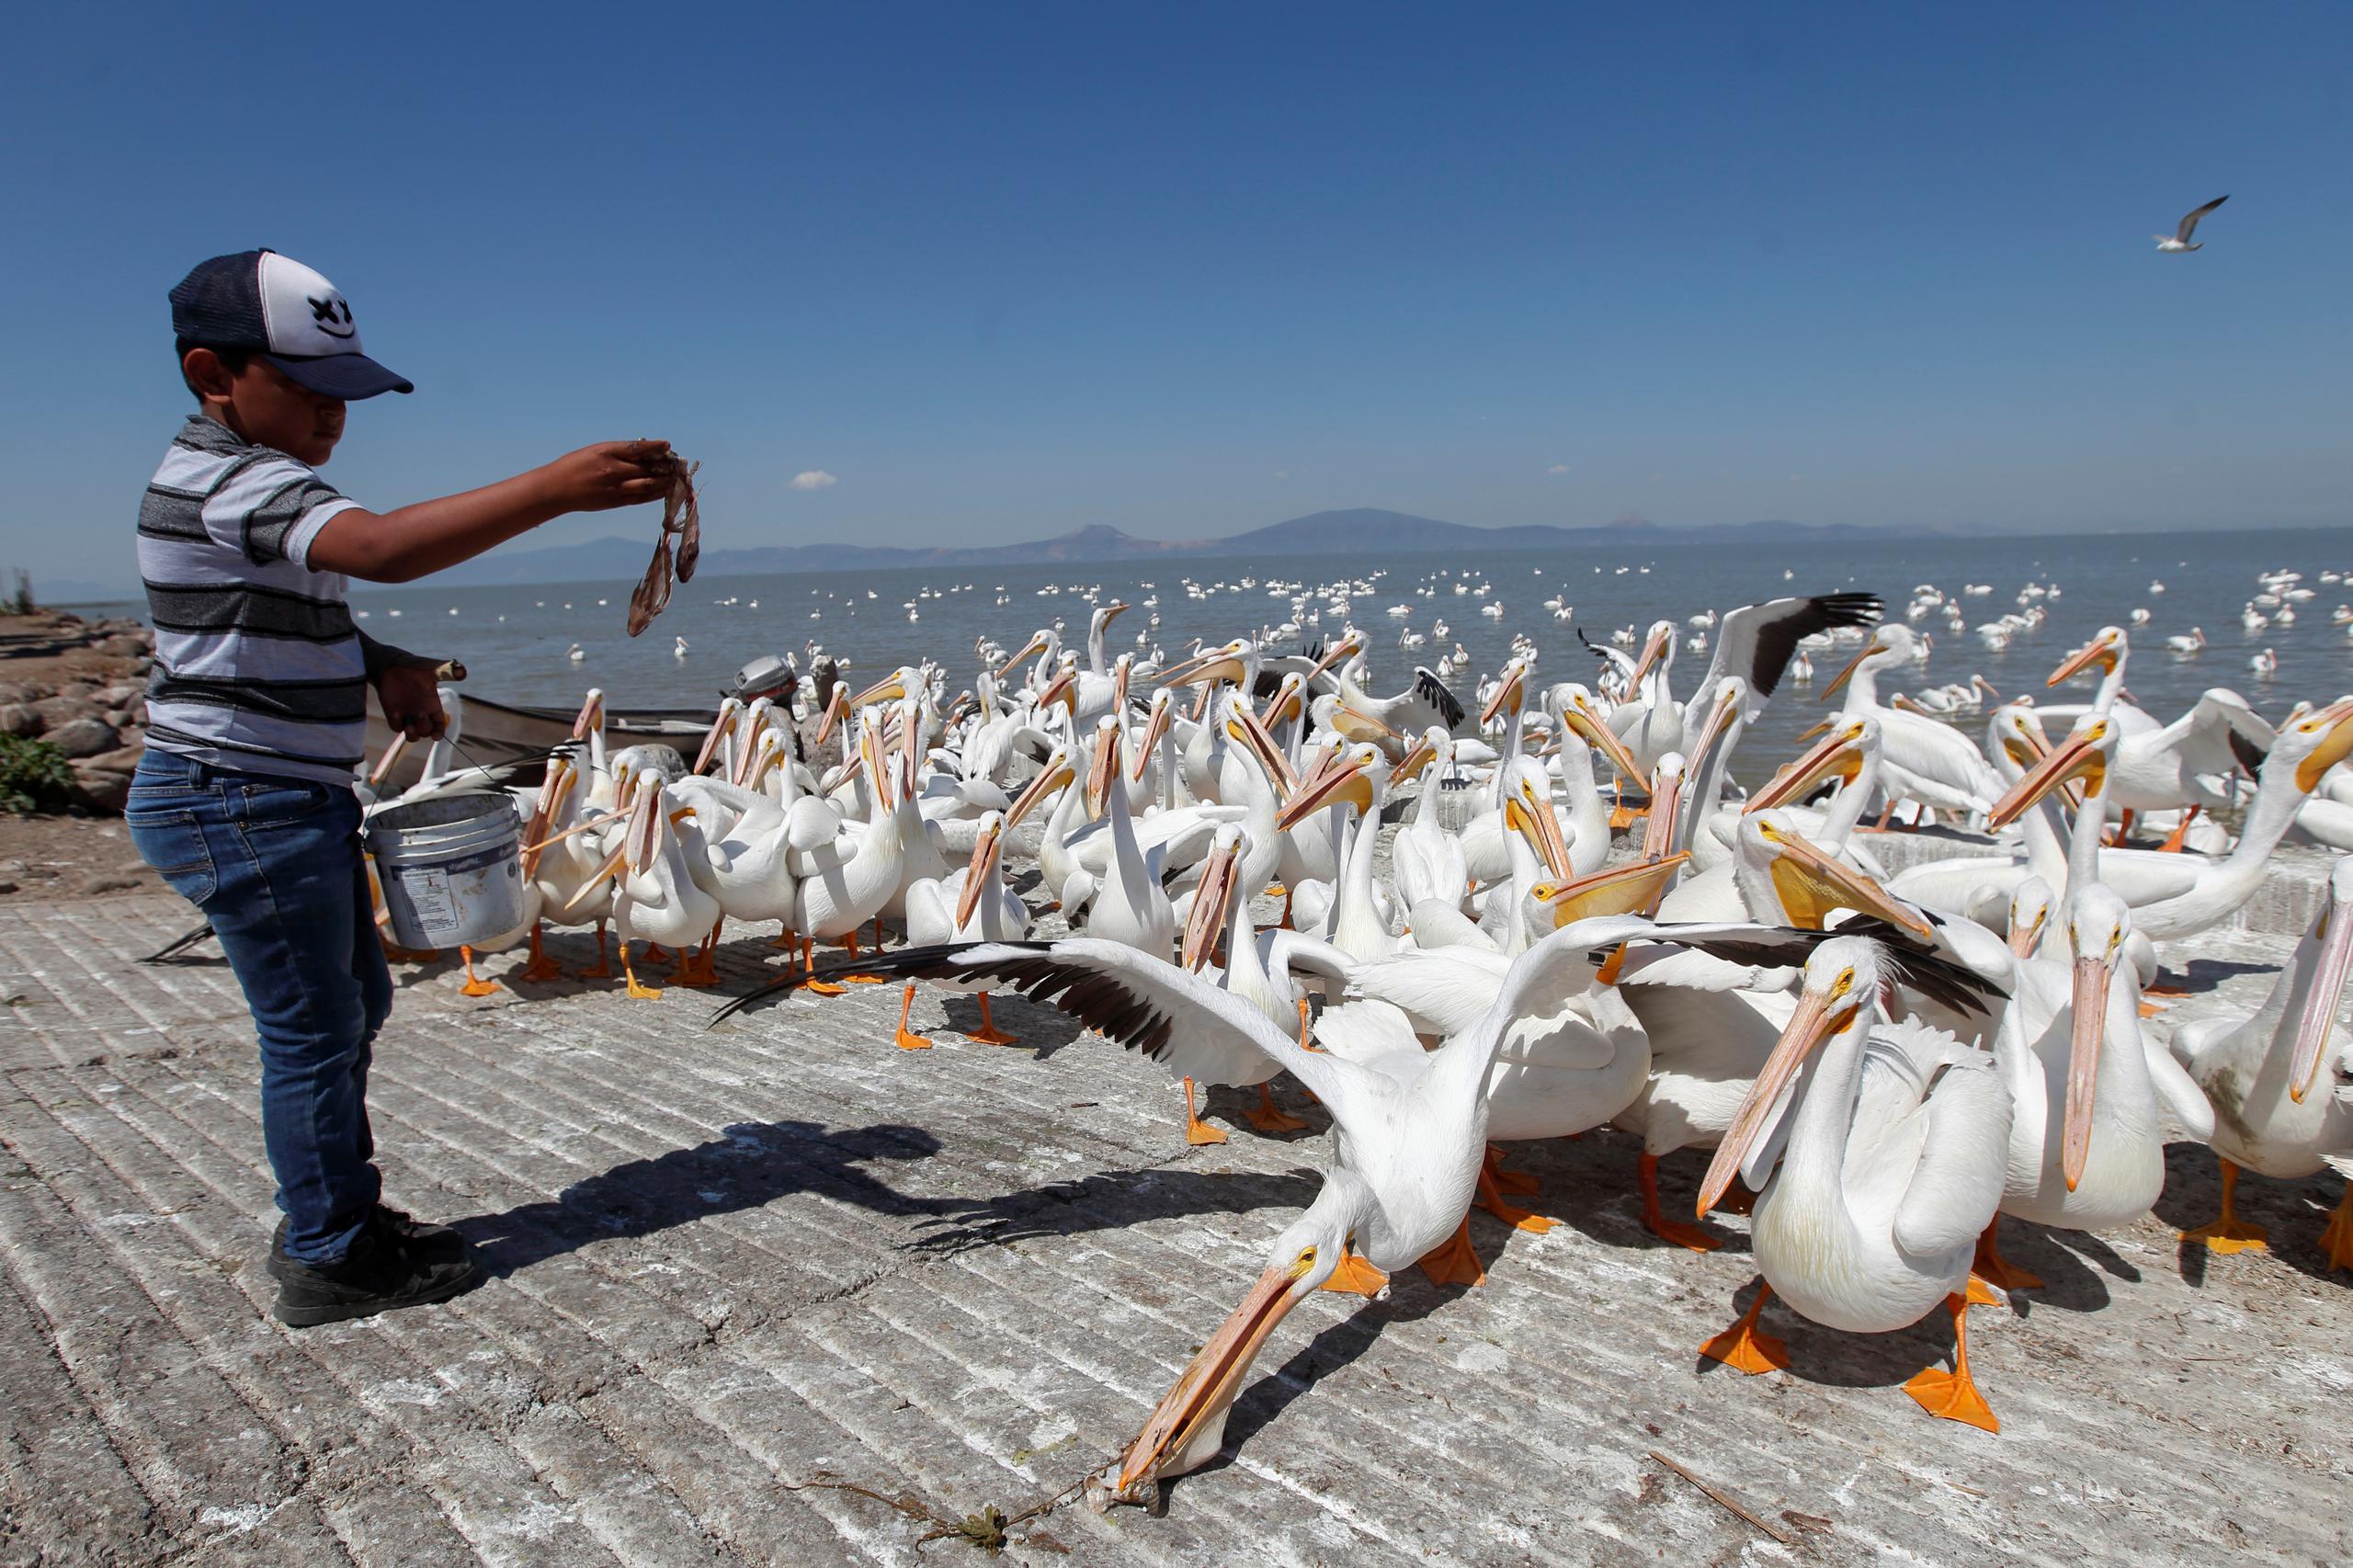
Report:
272,1222,480,1328
269,1205,467,1281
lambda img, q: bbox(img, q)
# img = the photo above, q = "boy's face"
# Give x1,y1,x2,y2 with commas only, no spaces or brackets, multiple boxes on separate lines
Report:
183,349,347,465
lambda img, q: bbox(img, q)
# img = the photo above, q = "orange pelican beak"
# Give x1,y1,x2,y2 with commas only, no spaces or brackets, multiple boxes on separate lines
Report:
690,699,740,777
1113,657,1133,714
1989,721,2111,828
1480,664,1526,726
1628,626,1671,695
1275,745,1375,832
2290,886,2353,1104
1178,836,1242,972
1109,1256,1313,1504
1225,704,1302,795
1745,722,1867,813
954,817,1006,929
1698,976,1858,1215
1132,693,1175,780
623,778,662,876
1006,752,1074,830
1819,640,1880,699
1034,665,1080,717
1532,854,1690,926
1560,696,1644,780
2047,631,2120,687
521,757,572,878
850,670,908,709
998,633,1050,681
1756,819,1933,937
368,732,409,787
1639,767,1685,863
1085,722,1123,819
1306,633,1362,682
570,689,605,740
813,681,851,744
1505,778,1575,880
1329,700,1404,751
1160,642,1246,689
1259,676,1304,731
1390,733,1438,786
2063,941,2114,1191
2290,698,2353,792
2007,905,2045,960
1686,683,1742,772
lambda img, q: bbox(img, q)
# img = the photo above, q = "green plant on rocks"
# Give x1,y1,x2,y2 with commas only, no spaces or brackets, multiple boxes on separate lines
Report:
0,735,74,813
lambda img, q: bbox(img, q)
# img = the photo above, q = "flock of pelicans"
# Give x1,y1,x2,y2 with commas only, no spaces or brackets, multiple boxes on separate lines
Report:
358,584,2353,1511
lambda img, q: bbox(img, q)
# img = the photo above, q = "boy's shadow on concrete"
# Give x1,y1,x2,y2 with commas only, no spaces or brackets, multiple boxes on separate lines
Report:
452,1119,945,1278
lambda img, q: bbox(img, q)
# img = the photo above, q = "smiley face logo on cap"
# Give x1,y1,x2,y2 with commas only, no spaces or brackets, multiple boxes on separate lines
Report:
308,294,356,340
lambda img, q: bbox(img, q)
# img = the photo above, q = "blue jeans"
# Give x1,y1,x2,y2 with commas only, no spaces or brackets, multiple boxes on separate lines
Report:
125,751,391,1265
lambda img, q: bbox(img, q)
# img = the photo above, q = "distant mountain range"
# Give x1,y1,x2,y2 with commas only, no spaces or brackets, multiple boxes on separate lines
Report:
422,507,1960,588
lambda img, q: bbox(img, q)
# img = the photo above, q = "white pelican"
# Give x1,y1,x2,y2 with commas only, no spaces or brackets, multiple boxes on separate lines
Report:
895,811,1028,1050
2170,856,2353,1270
602,776,722,999
1692,935,2012,1430
785,713,926,994
1974,883,2216,1290
1071,719,1175,960
738,920,1636,1506
1821,623,2002,824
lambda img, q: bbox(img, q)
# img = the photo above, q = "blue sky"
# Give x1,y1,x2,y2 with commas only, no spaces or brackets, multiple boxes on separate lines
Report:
5,3,2347,592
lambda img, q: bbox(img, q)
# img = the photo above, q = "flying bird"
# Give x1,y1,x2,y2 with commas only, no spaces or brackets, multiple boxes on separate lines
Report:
2155,195,2228,253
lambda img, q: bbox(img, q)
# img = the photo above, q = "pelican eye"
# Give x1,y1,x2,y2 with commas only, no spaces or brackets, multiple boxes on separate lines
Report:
2109,931,2123,956
1833,967,1855,997
1296,1246,1318,1268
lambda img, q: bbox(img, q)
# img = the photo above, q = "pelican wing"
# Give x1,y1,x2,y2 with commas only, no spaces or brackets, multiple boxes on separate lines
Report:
1413,667,1467,731
1703,592,1883,716
1346,947,1510,1036
715,937,1369,1105
1576,628,1637,679
1600,918,2006,1017
1888,1031,2011,1258
2176,194,2227,244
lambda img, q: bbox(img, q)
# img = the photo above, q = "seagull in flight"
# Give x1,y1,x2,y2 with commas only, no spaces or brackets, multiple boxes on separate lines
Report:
2155,195,2228,253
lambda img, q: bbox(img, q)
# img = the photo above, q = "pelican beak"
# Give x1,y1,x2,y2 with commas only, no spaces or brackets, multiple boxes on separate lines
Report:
1161,643,1245,688
1820,641,1877,699
1114,658,1133,714
1745,722,1866,813
2063,946,2113,1191
1639,770,1684,863
1178,838,1241,972
2290,890,2353,1104
900,704,923,801
850,671,907,709
1225,705,1301,795
1533,854,1691,926
571,689,605,740
1035,666,1080,716
2007,909,2044,960
1085,724,1122,819
1506,778,1574,879
999,633,1050,680
1998,723,2049,774
1761,821,1933,937
813,682,851,744
1275,747,1374,832
1108,1256,1313,1506
2291,698,2353,792
368,732,409,787
1989,722,2109,827
1133,695,1174,780
1006,753,1074,829
2047,632,2119,687
522,758,571,878
1628,626,1671,694
1698,980,1858,1216
1391,733,1438,786
1306,635,1359,681
1330,700,1403,750
858,716,887,806
1259,680,1302,731
1480,665,1525,726
954,820,1005,929
624,780,662,876
1688,685,1741,774
1562,698,1644,779
1101,600,1131,626
690,701,737,777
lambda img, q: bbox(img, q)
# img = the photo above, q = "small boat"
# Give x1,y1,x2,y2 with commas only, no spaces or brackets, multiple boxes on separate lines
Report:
364,692,717,791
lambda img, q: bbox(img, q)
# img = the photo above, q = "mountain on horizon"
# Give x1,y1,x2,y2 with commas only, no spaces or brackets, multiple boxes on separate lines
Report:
410,506,1968,589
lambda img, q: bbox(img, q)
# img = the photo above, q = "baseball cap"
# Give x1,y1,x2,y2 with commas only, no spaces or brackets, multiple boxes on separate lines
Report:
168,249,413,399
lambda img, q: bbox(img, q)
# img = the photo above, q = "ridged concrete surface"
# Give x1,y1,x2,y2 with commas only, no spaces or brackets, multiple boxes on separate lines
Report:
0,891,2347,1567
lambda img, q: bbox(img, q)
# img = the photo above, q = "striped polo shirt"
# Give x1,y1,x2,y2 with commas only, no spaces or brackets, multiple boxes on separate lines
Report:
137,415,371,785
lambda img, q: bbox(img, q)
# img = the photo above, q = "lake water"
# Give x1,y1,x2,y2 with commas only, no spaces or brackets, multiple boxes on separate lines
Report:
90,527,2353,763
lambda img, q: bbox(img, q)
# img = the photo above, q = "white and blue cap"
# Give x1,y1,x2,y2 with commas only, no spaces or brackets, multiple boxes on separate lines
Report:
169,248,413,399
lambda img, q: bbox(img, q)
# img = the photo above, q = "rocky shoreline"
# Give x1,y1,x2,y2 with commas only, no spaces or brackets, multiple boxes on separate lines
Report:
0,610,155,813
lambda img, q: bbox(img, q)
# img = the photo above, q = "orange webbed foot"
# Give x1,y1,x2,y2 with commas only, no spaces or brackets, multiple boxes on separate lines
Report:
1699,1282,1788,1375
2319,1186,2353,1273
2181,1157,2269,1253
1417,1219,1487,1288
1243,1085,1309,1134
1904,1294,1999,1431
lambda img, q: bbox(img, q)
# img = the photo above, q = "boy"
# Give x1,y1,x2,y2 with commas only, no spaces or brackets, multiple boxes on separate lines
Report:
128,248,676,1326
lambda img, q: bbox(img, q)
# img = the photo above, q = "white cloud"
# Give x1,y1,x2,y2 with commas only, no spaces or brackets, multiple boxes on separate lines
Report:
790,470,838,492
1546,464,1572,475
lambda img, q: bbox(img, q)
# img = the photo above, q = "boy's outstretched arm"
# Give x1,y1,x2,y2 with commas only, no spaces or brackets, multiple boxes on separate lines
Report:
306,439,675,584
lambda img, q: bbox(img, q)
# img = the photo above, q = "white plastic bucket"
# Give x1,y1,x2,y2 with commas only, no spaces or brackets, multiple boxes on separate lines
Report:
365,792,528,950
